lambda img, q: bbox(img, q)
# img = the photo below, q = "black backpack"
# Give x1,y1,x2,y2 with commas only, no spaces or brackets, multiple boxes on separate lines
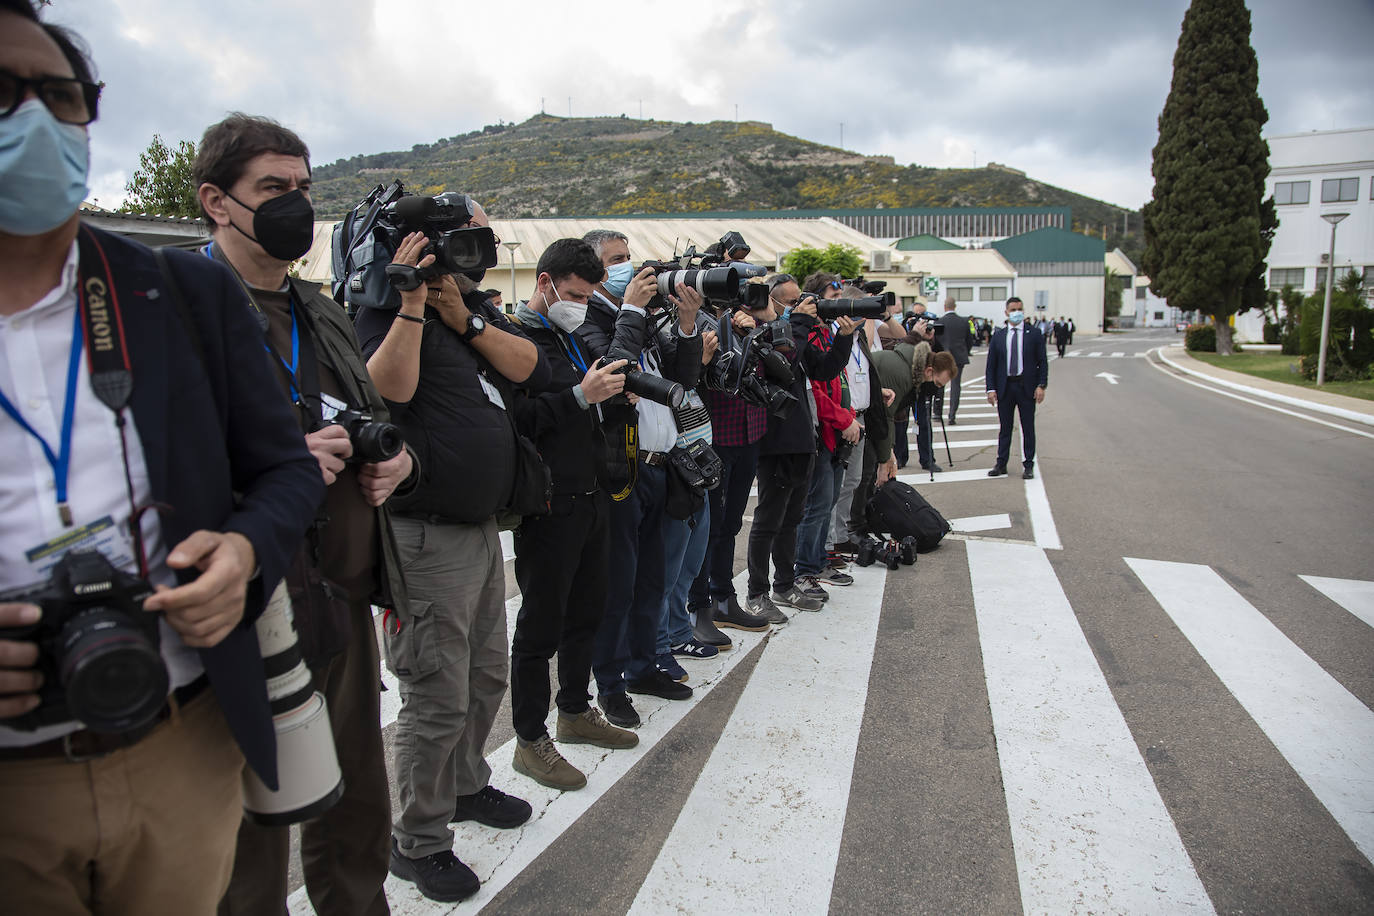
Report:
330,180,405,315
866,480,951,552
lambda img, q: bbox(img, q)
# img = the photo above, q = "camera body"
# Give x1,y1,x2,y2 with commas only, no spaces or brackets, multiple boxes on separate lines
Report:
379,191,501,291
707,317,798,419
0,550,165,733
312,408,404,464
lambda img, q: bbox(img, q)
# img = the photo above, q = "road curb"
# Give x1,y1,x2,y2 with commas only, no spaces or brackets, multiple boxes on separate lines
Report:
1155,347,1374,428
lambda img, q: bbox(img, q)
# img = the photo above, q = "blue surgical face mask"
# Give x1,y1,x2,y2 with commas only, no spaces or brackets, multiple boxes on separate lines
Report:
1007,310,1025,325
603,260,634,298
0,99,90,236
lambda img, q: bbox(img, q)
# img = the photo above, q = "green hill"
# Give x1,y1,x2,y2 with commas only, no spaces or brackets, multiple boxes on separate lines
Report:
311,114,1142,260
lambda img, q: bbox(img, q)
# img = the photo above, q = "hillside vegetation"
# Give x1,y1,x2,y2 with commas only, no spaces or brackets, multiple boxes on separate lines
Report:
311,114,1141,258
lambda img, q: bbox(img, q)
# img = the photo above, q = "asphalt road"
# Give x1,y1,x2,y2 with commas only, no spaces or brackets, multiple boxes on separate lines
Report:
285,329,1374,915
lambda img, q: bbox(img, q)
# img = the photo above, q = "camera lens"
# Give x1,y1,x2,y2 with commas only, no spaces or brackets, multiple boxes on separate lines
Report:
351,420,403,463
58,608,169,733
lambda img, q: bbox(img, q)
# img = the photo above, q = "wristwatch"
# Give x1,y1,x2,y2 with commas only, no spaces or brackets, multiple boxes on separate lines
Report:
459,314,487,342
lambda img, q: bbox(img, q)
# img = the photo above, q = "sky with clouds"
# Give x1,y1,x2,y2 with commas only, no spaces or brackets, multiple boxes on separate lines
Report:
44,0,1374,213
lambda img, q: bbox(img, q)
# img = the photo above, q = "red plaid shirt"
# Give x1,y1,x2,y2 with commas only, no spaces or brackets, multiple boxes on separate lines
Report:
703,387,767,446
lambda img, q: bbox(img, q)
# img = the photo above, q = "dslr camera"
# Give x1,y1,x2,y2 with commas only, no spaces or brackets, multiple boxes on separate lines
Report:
311,408,403,464
807,291,895,320
0,550,165,733
331,181,501,311
706,313,799,419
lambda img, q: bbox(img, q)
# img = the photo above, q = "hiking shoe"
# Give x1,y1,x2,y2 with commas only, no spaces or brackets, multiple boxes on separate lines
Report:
627,668,693,701
389,838,479,903
772,584,824,612
816,568,854,587
796,576,830,601
826,552,851,570
714,595,770,632
513,735,586,791
598,691,640,729
831,539,860,557
452,784,531,828
656,653,689,683
556,706,638,749
746,592,788,625
690,606,733,650
670,637,719,660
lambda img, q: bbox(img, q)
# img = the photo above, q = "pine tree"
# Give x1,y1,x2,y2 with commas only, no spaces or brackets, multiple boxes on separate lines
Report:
1141,0,1271,355
121,134,200,219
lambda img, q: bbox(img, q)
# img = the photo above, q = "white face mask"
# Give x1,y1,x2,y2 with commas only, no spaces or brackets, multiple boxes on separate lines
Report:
545,281,587,334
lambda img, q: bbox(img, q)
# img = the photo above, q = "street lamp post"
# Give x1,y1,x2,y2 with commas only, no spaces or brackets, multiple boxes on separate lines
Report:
1317,212,1349,386
502,240,522,312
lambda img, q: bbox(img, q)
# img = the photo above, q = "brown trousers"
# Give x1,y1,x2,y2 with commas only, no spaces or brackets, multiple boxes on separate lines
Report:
219,596,391,916
0,690,244,915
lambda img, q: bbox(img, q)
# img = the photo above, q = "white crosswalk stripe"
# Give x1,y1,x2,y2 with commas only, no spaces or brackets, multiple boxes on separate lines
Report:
1127,558,1374,864
1300,575,1374,630
1064,351,1149,358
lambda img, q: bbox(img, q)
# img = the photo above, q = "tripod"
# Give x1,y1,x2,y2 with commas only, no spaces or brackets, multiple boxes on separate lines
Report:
922,389,954,483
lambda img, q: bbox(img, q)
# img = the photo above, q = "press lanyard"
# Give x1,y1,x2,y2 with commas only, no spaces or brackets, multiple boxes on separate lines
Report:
203,241,305,403
0,305,84,526
534,310,588,373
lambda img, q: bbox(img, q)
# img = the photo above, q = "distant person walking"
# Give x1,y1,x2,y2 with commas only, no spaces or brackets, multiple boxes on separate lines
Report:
1052,317,1070,358
938,295,974,424
985,297,1048,480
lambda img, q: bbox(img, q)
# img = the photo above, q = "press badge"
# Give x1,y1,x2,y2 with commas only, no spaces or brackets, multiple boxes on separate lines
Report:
319,392,348,422
478,373,506,410
24,515,137,580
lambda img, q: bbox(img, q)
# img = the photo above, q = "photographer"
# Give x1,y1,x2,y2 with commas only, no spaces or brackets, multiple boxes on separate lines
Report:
745,275,854,621
192,114,417,916
0,5,322,911
356,197,549,902
871,343,959,486
506,239,639,793
576,229,703,729
903,306,946,472
938,295,976,424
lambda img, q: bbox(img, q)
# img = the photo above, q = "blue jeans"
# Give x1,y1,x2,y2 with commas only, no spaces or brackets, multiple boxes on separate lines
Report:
658,499,709,655
795,445,844,578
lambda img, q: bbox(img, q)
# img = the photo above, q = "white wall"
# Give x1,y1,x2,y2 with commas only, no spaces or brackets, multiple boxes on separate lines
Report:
933,276,1017,322
1011,275,1105,333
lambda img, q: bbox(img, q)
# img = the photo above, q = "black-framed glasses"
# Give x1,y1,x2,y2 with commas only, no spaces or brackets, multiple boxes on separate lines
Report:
0,69,102,125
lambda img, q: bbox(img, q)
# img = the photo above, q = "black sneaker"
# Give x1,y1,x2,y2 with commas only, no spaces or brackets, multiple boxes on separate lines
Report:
452,784,531,829
690,606,733,650
714,595,770,632
627,668,693,701
598,691,640,728
389,837,480,903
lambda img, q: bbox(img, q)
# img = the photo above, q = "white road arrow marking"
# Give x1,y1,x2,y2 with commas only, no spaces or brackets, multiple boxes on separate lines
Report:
1096,372,1120,385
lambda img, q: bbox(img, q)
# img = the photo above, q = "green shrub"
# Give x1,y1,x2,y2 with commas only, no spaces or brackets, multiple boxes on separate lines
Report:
1262,322,1281,345
1185,324,1215,351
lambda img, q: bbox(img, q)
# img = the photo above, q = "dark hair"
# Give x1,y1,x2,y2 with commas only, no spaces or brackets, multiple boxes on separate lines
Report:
802,271,840,295
3,0,98,85
931,351,958,378
1006,296,1023,307
483,289,503,298
192,113,310,223
536,238,604,287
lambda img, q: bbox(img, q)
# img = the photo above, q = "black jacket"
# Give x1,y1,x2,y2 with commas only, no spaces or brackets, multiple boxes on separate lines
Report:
575,293,703,388
761,311,853,456
938,310,975,366
355,288,551,522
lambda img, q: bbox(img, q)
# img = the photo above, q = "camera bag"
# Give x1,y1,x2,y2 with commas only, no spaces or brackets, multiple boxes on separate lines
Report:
865,480,951,552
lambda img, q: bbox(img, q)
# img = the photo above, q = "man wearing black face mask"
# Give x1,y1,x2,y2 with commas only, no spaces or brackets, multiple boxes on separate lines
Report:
193,113,418,916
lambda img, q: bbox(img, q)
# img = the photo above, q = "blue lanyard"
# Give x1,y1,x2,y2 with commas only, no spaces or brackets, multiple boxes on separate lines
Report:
534,310,590,373
0,306,84,526
203,242,302,401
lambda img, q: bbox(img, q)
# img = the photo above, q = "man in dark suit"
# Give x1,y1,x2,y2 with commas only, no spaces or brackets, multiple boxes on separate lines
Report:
938,295,975,424
0,6,322,911
984,297,1049,480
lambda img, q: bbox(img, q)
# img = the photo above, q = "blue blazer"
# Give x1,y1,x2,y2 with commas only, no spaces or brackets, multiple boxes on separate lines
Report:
985,324,1049,398
92,227,323,788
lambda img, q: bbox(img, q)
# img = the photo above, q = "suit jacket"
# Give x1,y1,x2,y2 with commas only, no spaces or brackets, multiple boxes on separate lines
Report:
985,324,1049,399
92,226,323,788
938,311,975,366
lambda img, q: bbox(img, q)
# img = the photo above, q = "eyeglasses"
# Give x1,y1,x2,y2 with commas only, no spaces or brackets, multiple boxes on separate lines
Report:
827,280,843,291
771,295,801,308
0,69,102,125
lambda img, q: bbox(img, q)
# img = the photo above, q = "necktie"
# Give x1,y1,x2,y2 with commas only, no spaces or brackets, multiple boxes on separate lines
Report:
1011,329,1021,376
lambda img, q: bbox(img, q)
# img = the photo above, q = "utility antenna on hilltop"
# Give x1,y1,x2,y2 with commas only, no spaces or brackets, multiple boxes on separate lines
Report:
735,103,739,122
840,122,844,149
639,99,643,119
567,97,572,116
540,97,544,114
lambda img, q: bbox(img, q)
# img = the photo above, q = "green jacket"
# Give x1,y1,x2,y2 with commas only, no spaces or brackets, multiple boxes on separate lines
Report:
869,341,934,464
288,276,416,614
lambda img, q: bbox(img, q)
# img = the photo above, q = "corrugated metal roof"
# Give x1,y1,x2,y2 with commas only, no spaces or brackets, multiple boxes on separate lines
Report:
894,233,962,251
991,226,1105,264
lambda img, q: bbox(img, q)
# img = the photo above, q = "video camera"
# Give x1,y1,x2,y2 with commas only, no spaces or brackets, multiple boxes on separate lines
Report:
706,309,798,419
331,181,501,312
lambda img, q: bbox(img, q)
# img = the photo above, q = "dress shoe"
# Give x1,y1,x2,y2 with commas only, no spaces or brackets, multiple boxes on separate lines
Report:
947,417,957,425
988,465,1007,477
1022,467,1035,480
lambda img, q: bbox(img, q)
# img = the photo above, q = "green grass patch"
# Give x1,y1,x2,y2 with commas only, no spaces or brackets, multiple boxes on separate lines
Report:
1189,351,1374,401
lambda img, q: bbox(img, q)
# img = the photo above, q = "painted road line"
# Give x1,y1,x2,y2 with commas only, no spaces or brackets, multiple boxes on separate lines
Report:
1112,351,1125,357
1146,351,1374,441
628,564,889,916
1067,351,1082,357
897,468,1001,485
1300,575,1374,630
969,543,1213,914
1024,470,1062,550
937,422,1000,432
950,513,1012,532
1088,351,1103,357
1127,558,1374,864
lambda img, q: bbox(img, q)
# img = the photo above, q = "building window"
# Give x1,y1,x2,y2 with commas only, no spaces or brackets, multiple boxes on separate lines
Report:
1274,181,1310,205
1321,177,1359,203
1154,311,1165,321
978,286,1007,300
1364,267,1374,288
948,287,973,301
1135,286,1146,300
1269,267,1305,288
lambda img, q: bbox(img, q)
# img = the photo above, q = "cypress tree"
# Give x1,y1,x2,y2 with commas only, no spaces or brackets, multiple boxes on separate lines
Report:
1142,0,1271,355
